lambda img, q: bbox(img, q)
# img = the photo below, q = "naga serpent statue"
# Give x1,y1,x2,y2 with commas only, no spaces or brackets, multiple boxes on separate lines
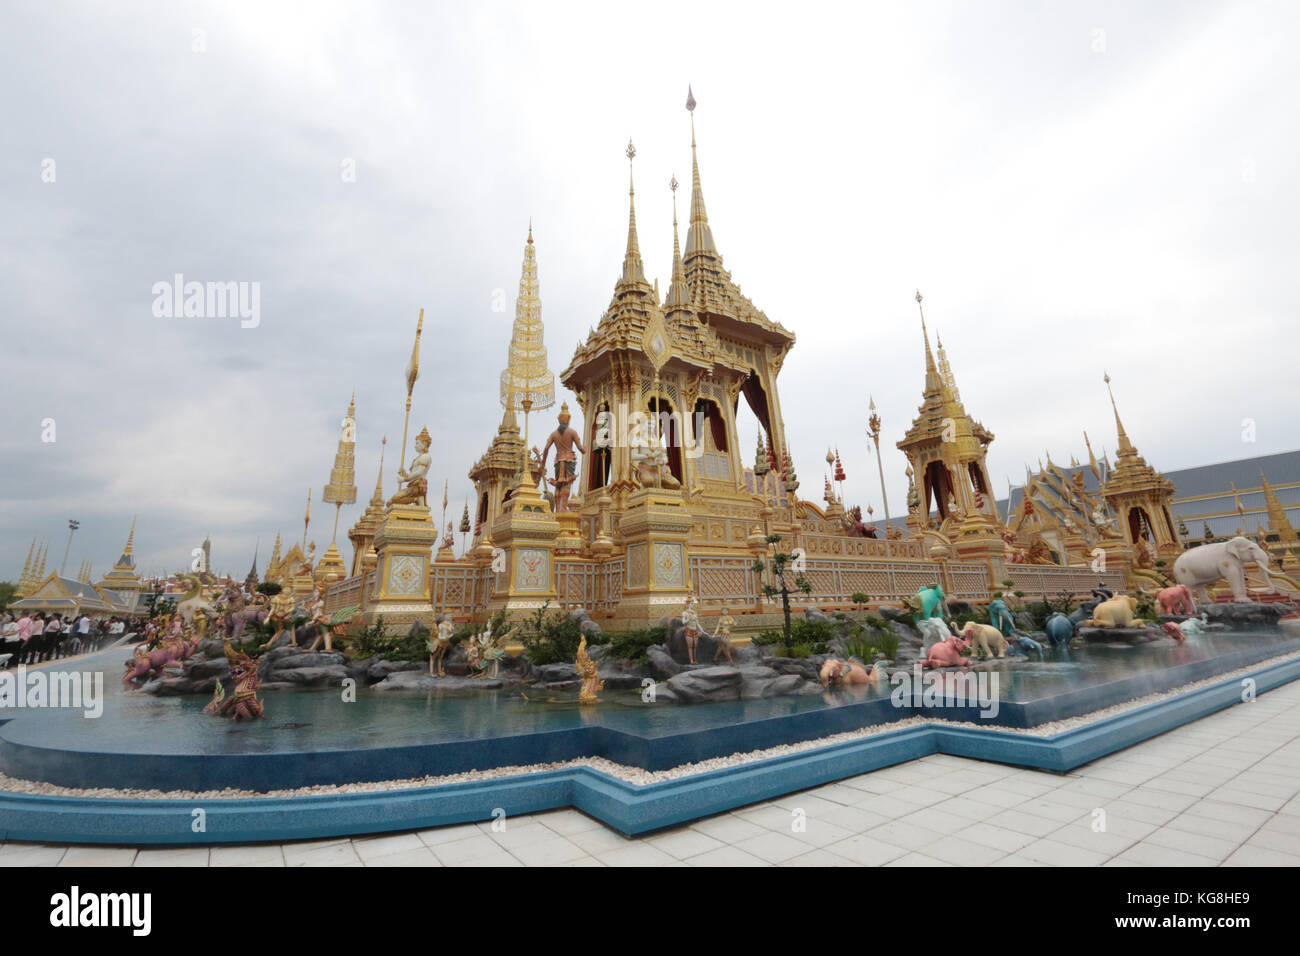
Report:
576,635,603,704
203,641,265,720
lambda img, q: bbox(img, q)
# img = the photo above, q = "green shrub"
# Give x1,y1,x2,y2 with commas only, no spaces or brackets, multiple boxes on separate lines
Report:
1134,590,1156,620
876,628,899,661
756,619,832,657
1023,601,1057,630
519,604,610,667
790,618,834,655
787,643,813,659
850,592,871,606
846,634,877,662
951,605,989,630
606,626,666,664
348,616,425,661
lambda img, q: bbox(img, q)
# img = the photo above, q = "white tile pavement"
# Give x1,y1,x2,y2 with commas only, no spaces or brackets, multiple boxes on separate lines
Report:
5,680,1300,867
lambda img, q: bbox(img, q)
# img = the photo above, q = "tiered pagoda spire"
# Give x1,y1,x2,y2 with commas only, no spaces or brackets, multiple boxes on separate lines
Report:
16,539,36,598
683,86,719,264
1099,373,1178,560
99,519,142,594
897,291,997,527
348,437,388,577
664,175,690,312
499,225,556,431
1260,472,1299,563
318,395,358,583
620,142,648,288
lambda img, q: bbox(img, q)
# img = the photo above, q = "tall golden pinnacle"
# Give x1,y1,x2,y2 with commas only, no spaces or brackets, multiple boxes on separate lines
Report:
1104,372,1135,455
621,138,646,283
323,395,358,544
684,86,718,260
665,173,690,311
499,225,556,475
916,290,941,392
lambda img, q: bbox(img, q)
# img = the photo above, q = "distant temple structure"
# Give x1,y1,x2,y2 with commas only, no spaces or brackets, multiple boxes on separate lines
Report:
11,520,143,617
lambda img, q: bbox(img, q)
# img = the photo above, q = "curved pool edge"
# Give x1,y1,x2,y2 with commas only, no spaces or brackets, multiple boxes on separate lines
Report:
2,654,1296,844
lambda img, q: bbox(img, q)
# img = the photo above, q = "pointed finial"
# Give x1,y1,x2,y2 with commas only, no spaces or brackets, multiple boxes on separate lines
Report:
528,218,533,243
684,89,717,259
621,138,645,283
916,290,939,388
1104,372,1134,454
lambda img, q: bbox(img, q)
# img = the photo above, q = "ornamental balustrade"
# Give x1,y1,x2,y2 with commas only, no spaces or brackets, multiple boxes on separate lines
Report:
1001,566,1125,600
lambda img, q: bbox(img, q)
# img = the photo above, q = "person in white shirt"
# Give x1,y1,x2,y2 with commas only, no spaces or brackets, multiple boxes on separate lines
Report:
25,614,46,665
43,614,64,661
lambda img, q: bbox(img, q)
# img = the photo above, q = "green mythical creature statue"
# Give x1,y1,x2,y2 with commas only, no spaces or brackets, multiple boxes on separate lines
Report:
902,583,948,626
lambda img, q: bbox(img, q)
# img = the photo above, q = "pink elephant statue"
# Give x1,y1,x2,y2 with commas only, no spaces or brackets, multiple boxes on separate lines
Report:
1161,621,1187,644
922,635,973,669
1156,585,1195,616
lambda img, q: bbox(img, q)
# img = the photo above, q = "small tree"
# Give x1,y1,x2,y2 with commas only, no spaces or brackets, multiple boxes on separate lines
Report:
753,534,812,647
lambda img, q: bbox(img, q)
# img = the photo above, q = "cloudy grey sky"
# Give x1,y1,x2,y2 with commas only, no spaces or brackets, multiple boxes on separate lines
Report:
2,0,1297,582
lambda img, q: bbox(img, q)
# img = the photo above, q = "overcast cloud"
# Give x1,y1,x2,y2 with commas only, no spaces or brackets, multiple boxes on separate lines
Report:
1,0,1296,580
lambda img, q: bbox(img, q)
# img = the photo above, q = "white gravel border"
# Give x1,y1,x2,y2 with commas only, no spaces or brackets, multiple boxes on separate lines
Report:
2,647,1296,801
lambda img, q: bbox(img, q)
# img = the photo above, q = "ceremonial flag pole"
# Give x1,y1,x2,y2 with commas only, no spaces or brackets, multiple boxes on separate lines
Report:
399,309,424,490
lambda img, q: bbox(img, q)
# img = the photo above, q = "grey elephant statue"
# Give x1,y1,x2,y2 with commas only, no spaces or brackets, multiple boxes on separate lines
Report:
1172,535,1273,603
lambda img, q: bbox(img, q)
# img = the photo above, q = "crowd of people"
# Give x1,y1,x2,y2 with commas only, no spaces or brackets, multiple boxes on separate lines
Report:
0,611,131,667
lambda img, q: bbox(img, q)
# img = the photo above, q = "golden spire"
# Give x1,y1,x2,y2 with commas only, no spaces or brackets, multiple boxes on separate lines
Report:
621,139,646,284
18,539,35,595
665,173,690,310
37,542,47,579
684,86,718,260
1260,471,1298,555
499,225,556,414
323,396,358,544
369,436,387,507
916,290,941,392
1083,431,1101,483
303,487,312,552
936,332,961,402
1103,372,1135,455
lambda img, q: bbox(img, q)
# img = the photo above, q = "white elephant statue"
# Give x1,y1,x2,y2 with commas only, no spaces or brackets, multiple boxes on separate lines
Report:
1172,536,1273,603
916,617,954,651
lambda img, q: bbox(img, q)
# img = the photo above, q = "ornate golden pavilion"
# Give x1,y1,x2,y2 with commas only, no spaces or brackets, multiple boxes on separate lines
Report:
299,94,1300,628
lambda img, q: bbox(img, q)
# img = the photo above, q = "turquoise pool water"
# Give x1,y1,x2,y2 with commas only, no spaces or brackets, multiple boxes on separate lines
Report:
2,629,1295,757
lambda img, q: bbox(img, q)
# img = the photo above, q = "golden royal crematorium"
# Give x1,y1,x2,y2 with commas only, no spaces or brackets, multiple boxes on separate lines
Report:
304,94,1297,634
